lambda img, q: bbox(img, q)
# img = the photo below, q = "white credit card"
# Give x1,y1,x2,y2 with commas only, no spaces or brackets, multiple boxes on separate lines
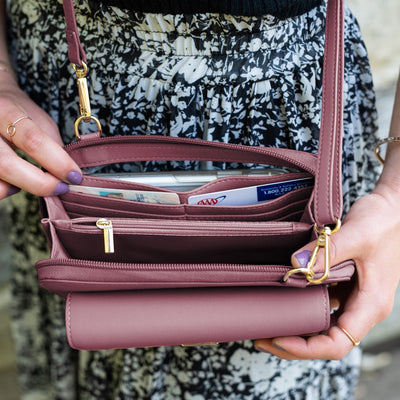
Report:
188,178,313,206
69,185,181,205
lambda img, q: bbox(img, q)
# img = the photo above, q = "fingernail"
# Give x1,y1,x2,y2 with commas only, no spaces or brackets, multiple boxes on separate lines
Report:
7,185,21,197
272,342,288,353
255,346,270,354
66,170,83,185
53,182,69,196
294,249,312,268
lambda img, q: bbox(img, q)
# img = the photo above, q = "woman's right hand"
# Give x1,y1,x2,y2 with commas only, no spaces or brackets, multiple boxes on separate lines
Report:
0,70,82,199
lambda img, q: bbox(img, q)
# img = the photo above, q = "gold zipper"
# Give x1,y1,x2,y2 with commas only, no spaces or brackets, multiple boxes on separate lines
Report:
96,218,114,253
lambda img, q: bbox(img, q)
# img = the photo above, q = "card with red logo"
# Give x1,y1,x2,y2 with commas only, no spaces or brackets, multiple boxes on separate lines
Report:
187,178,313,206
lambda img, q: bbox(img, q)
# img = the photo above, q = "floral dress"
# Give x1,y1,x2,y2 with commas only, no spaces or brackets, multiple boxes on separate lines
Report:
6,0,380,399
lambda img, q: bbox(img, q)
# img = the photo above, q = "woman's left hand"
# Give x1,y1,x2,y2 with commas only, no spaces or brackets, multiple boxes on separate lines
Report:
254,181,400,360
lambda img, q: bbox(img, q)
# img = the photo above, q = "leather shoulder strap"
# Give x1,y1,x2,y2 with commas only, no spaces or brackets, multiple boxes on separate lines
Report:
61,0,345,226
314,0,344,226
62,0,87,65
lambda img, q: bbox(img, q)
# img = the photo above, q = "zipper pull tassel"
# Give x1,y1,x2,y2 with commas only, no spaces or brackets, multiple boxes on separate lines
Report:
96,219,114,254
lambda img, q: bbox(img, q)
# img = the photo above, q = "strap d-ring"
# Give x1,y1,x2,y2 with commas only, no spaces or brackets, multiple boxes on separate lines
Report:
74,115,102,139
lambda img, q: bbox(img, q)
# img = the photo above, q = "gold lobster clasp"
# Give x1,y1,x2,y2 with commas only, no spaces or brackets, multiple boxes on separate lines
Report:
283,219,341,284
72,62,102,139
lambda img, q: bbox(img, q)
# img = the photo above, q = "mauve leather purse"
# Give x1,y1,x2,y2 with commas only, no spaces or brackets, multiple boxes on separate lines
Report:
36,0,354,350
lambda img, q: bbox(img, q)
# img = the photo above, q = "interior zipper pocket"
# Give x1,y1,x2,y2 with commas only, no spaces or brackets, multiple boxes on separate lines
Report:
51,217,313,265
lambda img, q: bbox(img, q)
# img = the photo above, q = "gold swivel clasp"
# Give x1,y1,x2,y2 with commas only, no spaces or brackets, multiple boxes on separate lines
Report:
283,219,341,284
72,62,102,139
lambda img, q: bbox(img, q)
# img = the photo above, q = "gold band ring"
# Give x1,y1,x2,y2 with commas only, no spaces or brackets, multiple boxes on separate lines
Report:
6,115,32,139
337,324,360,347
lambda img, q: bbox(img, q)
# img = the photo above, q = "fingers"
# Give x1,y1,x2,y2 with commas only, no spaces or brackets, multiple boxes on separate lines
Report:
254,326,357,361
254,300,367,361
254,289,364,360
0,140,71,197
291,222,360,273
9,90,65,146
255,253,392,360
0,98,82,198
260,198,391,360
253,287,362,360
0,180,21,199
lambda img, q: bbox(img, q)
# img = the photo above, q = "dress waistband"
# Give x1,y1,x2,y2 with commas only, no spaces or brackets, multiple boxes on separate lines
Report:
95,0,323,18
98,2,327,57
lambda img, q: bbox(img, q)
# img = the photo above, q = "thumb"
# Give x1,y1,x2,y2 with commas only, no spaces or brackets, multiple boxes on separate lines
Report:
291,222,357,272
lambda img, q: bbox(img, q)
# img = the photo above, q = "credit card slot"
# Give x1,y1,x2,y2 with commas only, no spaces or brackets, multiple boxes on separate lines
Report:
178,172,311,200
61,185,312,222
52,219,312,265
274,209,305,222
61,196,186,220
89,168,290,191
80,171,309,194
76,172,312,203
185,186,312,221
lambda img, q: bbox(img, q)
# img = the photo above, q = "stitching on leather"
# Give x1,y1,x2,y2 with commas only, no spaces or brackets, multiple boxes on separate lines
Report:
334,3,343,218
316,0,339,225
332,0,341,221
322,285,330,329
75,148,277,167
327,1,337,221
70,144,312,171
325,0,335,224
66,293,75,349
315,14,328,225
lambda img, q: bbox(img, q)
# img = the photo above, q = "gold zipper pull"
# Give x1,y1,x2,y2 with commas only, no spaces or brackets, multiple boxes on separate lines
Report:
96,219,114,254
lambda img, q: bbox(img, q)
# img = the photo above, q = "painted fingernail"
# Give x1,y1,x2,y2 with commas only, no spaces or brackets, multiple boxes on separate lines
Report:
7,185,21,197
294,249,312,268
272,342,288,353
53,182,69,196
66,170,83,185
255,346,270,354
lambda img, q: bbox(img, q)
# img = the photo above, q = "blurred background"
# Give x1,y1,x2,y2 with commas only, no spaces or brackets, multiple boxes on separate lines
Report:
1,0,400,398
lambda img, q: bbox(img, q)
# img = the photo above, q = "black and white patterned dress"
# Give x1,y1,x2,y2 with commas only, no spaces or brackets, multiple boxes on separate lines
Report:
6,0,380,399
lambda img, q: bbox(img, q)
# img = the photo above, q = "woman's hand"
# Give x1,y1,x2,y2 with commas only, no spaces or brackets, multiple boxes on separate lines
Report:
0,72,82,199
254,183,400,360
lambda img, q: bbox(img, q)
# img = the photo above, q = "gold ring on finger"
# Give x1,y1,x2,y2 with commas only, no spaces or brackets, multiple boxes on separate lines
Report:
337,324,361,347
6,115,32,140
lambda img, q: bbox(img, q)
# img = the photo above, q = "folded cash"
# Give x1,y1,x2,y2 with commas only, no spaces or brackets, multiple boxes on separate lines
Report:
69,185,180,205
